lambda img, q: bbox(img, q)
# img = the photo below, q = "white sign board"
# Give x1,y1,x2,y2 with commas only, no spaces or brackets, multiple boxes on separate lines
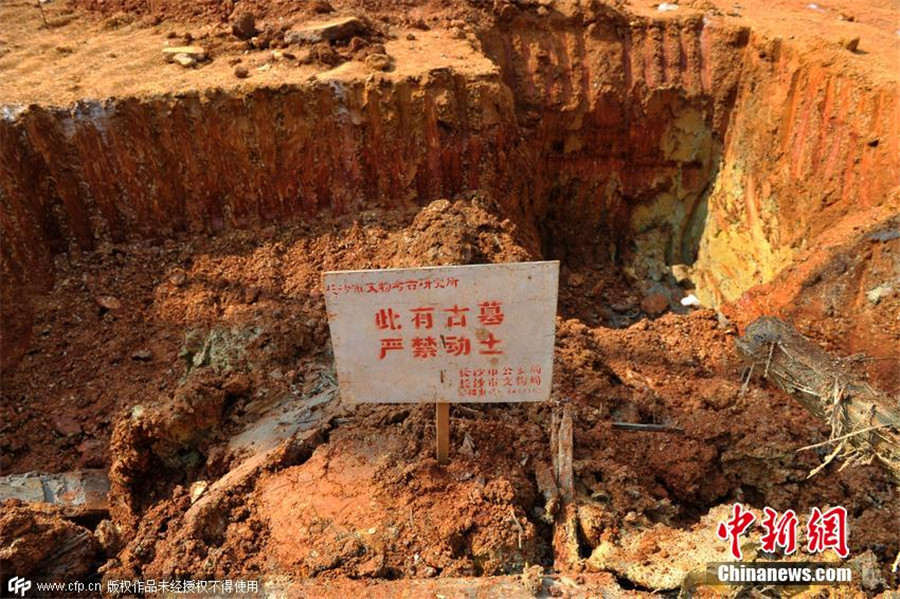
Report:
324,261,559,403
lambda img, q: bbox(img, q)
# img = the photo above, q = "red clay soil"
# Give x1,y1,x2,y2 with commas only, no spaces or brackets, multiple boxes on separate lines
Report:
2,198,897,594
1,0,899,596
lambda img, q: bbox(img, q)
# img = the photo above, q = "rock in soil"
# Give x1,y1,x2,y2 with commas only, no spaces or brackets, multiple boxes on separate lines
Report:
231,12,256,40
284,16,369,45
162,45,206,63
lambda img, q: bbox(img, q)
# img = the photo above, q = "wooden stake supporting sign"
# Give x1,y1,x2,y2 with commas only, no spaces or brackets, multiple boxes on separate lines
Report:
323,261,560,464
436,402,450,465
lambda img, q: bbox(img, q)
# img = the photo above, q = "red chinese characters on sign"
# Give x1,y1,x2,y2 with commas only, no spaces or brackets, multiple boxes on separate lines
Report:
444,305,469,328
374,302,506,359
411,307,434,330
379,338,403,359
325,276,461,296
478,332,503,355
458,365,542,398
375,308,402,331
412,337,438,359
715,504,850,560
444,336,471,356
716,503,756,560
478,301,505,325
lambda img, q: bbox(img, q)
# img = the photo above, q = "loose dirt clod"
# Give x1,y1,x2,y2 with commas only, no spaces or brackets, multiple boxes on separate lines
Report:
0,501,99,583
231,12,256,40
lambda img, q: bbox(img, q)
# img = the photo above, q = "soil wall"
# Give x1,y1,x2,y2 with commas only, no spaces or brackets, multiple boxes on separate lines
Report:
694,34,900,305
2,5,898,368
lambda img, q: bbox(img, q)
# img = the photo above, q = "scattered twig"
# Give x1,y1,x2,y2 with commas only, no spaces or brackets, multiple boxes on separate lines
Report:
797,424,888,452
807,440,845,479
611,422,685,434
739,363,755,396
509,506,524,549
764,339,776,377
36,0,48,27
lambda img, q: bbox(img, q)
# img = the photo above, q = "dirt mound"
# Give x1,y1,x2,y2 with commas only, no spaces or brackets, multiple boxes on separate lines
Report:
258,409,545,578
80,198,560,582
3,195,898,591
0,501,100,585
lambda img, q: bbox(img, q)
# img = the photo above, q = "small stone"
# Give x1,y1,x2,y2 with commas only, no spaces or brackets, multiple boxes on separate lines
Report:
364,53,392,71
169,270,187,286
670,264,693,286
284,16,369,45
640,293,669,317
610,301,632,313
866,283,893,305
95,295,122,311
162,45,207,63
310,0,335,13
95,520,122,555
234,66,250,79
459,433,475,457
851,550,884,592
131,349,153,361
537,6,549,16
53,415,82,437
232,12,256,40
839,35,860,52
190,480,209,504
568,272,585,287
405,32,416,40
680,294,701,308
173,53,197,68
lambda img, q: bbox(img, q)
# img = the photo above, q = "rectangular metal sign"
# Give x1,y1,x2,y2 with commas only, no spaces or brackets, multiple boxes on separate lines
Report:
323,261,559,403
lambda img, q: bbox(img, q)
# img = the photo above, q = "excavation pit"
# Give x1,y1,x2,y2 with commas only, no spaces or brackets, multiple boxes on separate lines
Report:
1,0,898,595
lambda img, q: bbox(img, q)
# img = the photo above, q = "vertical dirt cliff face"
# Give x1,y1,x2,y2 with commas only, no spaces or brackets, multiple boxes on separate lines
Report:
693,35,900,305
479,10,748,275
0,9,752,290
0,7,754,369
0,73,518,292
1,4,898,370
